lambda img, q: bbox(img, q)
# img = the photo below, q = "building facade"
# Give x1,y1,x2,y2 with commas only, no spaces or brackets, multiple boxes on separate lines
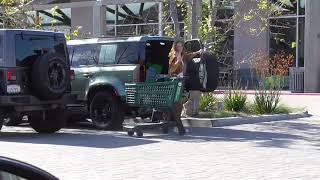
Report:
27,0,319,93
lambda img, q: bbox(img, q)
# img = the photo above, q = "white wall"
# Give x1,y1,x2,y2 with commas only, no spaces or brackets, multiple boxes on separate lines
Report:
71,5,106,38
304,0,320,93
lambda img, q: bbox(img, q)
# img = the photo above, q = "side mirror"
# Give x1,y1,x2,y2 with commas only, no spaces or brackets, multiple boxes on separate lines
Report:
184,39,203,53
0,156,59,180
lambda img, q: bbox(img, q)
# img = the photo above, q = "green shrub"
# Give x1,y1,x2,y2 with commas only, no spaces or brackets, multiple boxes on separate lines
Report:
199,93,217,112
254,90,280,114
264,75,289,90
274,105,293,114
224,90,247,112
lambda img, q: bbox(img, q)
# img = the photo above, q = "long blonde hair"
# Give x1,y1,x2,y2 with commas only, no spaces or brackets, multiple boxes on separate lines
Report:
169,40,186,62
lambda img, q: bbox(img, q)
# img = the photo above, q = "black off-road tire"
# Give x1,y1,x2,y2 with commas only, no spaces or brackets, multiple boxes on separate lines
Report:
201,52,219,92
29,109,66,133
127,131,134,136
32,53,70,100
90,91,124,130
136,130,143,137
4,113,23,126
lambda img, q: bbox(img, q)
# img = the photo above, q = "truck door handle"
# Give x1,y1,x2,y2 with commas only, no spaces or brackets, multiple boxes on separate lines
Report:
83,73,93,78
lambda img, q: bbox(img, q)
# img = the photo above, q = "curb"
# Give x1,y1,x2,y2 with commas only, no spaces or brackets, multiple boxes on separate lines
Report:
181,112,311,128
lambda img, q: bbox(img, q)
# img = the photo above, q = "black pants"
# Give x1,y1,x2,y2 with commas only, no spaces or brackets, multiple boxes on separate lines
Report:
170,102,185,134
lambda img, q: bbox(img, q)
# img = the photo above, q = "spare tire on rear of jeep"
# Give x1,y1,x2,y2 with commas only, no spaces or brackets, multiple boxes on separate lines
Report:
32,53,70,100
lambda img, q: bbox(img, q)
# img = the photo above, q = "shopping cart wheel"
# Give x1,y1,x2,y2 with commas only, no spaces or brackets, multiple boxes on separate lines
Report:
136,130,143,137
127,131,134,136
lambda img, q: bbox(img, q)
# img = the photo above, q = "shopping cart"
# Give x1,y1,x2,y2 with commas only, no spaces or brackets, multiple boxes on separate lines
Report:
124,78,184,137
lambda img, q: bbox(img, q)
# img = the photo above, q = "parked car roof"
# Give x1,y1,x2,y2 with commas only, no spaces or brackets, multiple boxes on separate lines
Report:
67,36,174,46
0,29,65,36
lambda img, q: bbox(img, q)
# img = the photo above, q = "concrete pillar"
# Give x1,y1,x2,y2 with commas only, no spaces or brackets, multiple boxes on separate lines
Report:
233,0,268,88
71,5,106,38
304,1,320,93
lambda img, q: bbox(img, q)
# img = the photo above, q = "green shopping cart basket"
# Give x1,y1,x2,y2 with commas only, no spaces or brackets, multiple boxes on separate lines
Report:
124,78,185,137
125,78,184,109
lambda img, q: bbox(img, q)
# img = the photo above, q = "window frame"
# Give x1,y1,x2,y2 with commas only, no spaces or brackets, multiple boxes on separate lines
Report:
268,0,306,68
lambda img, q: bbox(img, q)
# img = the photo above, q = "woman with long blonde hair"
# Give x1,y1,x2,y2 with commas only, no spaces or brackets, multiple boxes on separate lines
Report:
168,40,201,135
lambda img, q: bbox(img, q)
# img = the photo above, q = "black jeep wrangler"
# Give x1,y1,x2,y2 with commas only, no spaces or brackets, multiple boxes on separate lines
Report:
0,29,73,133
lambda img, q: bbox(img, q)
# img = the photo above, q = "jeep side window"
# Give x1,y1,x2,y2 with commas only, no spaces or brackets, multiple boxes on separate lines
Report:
72,45,96,67
116,42,142,64
98,44,117,64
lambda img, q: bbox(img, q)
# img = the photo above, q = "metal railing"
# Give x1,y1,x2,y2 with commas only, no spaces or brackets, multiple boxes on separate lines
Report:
289,67,304,93
106,22,185,37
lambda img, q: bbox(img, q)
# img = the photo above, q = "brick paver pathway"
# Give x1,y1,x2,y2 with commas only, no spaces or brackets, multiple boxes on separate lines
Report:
0,116,319,180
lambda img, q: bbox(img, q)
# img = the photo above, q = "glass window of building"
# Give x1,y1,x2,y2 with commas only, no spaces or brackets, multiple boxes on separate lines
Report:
269,0,305,67
27,8,71,33
269,18,296,57
271,0,297,16
299,0,305,15
106,3,159,37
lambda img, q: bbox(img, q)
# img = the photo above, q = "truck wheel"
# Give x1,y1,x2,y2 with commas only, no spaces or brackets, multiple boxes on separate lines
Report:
90,90,124,130
4,113,23,126
29,109,66,133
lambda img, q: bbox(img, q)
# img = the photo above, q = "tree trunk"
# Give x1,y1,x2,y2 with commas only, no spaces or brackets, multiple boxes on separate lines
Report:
210,0,220,41
191,0,202,39
210,0,219,27
169,0,180,38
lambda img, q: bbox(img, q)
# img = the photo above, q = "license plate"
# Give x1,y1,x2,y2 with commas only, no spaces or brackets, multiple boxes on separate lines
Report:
7,84,21,94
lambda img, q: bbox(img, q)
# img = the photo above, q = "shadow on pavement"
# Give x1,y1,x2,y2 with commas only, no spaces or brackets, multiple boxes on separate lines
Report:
0,128,158,149
260,121,320,135
2,118,317,149
145,127,304,148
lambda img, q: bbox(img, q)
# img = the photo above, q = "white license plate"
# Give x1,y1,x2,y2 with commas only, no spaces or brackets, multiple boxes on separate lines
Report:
7,84,21,94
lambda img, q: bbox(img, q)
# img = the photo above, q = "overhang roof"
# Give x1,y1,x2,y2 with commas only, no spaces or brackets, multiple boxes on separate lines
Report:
26,0,164,10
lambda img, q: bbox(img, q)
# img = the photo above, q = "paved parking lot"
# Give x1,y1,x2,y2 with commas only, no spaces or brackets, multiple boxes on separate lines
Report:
0,116,319,180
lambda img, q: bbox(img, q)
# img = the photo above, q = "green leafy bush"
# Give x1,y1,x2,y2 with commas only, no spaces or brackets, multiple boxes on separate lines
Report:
274,105,293,114
264,75,289,90
224,90,247,112
254,90,280,114
199,93,217,112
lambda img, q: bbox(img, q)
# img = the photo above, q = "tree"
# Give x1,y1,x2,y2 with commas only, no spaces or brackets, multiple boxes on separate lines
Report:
169,0,180,38
163,0,291,86
191,0,201,38
0,2,82,40
0,0,31,28
210,0,219,28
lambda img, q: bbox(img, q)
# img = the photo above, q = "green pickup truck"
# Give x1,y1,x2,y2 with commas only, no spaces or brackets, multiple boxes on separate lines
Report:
67,36,219,130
